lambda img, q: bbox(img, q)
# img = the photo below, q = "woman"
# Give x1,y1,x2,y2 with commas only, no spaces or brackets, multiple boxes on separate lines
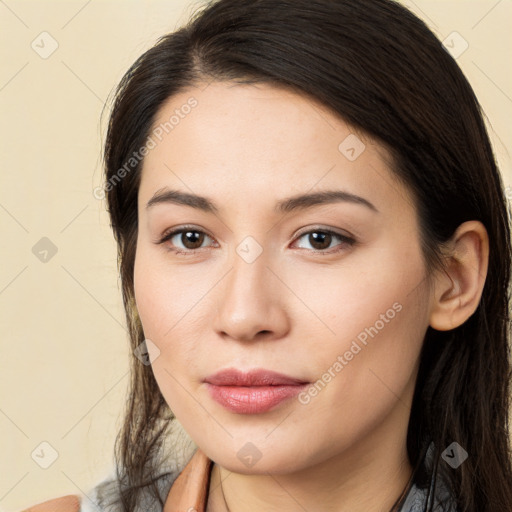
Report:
23,0,512,510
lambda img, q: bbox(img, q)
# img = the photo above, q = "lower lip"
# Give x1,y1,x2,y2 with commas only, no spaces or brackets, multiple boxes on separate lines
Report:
205,383,309,414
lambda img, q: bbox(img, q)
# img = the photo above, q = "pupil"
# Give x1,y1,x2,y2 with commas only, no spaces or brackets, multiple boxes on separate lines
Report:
311,232,330,250
184,231,203,249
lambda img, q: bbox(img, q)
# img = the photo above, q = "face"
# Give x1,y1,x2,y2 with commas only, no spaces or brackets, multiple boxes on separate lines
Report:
134,81,432,475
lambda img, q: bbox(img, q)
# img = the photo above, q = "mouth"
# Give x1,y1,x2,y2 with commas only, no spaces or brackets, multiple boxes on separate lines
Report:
203,368,310,414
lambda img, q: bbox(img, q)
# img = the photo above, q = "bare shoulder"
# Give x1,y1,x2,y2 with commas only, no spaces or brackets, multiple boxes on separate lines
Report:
20,494,81,512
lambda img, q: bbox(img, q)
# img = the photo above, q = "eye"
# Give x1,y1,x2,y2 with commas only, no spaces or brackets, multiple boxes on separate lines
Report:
155,225,355,256
292,228,355,254
156,225,217,255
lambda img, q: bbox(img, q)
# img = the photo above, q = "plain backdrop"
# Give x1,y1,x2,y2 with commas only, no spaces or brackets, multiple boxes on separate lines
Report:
0,0,511,510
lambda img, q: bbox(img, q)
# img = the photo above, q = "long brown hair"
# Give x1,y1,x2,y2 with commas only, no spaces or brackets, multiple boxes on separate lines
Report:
102,0,512,510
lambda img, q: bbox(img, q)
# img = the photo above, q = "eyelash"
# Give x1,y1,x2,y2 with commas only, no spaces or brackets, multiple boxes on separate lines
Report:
155,225,356,256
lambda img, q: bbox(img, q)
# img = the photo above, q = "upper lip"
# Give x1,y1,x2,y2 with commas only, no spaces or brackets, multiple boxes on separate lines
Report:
204,368,309,386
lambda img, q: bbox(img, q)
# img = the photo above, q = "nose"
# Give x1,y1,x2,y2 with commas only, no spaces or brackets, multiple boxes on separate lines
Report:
212,247,291,343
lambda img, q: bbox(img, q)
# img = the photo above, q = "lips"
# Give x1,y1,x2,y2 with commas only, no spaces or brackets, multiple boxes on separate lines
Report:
203,368,310,414
204,368,309,386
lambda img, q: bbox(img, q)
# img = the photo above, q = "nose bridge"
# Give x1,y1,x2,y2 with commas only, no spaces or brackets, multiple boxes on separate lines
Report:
212,235,289,341
226,237,275,311
226,229,273,289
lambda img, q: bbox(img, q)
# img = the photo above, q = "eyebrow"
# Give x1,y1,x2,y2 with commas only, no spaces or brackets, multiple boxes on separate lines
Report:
145,188,378,214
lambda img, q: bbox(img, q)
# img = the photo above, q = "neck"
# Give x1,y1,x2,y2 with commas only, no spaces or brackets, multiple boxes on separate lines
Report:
207,407,414,512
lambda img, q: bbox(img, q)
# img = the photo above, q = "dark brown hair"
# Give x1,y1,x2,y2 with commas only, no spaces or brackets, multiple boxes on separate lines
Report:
102,0,512,510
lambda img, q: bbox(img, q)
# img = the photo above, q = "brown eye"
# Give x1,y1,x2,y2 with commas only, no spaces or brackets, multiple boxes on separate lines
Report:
294,228,355,253
178,230,206,250
307,232,332,250
157,226,215,254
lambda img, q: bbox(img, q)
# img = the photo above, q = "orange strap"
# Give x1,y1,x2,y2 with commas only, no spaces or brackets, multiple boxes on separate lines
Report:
20,494,81,512
163,448,213,512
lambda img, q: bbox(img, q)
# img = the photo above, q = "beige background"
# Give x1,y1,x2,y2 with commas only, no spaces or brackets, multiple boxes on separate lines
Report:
1,0,511,510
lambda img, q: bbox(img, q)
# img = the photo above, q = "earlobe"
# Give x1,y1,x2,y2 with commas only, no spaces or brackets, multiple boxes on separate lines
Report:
429,221,489,331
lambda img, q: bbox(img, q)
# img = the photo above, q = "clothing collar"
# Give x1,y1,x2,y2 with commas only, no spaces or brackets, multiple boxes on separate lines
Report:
163,447,212,512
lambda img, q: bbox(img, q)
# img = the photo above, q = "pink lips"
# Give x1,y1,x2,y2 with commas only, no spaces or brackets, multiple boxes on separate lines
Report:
204,368,309,414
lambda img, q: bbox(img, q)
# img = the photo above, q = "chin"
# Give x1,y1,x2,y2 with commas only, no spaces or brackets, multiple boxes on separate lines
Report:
205,440,313,476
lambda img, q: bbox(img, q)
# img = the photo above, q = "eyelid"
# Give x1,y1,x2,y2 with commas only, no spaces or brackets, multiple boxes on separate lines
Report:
157,224,213,242
292,224,354,241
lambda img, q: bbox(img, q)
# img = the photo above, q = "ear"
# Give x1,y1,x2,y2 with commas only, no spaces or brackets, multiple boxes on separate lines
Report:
429,220,489,331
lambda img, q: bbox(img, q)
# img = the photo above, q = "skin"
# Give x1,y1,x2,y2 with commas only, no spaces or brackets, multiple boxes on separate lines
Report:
133,81,489,512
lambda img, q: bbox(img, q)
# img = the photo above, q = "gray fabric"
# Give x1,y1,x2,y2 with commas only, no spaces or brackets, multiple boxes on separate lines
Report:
80,442,459,512
80,473,175,512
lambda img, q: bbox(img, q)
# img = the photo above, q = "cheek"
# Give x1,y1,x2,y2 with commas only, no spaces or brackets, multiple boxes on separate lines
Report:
284,236,427,349
133,243,204,341
298,247,428,428
133,246,209,392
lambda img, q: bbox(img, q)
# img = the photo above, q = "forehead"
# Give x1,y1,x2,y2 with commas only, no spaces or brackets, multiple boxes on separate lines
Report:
138,81,413,218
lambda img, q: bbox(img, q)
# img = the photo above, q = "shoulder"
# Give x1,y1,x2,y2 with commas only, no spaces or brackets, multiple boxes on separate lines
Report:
20,494,81,512
20,446,195,512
